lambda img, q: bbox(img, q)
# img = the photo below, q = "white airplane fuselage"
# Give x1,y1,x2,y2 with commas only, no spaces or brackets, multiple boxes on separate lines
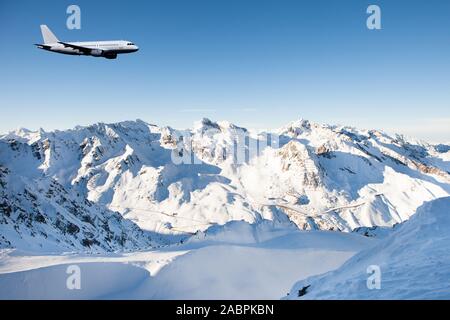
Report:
35,25,139,59
39,41,139,57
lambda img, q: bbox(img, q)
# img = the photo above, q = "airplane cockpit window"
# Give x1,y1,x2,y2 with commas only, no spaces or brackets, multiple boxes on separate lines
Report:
127,42,134,46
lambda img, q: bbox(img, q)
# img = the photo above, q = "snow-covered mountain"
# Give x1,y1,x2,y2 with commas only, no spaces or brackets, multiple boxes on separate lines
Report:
1,118,449,252
285,197,450,299
0,151,158,252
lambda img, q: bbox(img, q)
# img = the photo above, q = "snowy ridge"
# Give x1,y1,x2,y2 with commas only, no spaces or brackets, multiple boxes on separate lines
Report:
285,197,450,299
1,118,449,252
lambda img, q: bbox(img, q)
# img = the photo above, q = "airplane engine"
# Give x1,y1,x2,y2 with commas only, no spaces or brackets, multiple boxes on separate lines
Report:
90,49,103,57
104,53,117,60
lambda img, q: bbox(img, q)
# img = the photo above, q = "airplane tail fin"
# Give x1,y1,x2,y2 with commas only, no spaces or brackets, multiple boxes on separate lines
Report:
40,25,59,44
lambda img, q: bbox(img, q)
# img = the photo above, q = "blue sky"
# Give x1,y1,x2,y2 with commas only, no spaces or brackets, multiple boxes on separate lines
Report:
1,0,449,142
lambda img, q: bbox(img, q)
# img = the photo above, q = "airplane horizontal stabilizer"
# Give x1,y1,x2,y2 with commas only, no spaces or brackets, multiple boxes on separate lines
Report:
34,44,52,50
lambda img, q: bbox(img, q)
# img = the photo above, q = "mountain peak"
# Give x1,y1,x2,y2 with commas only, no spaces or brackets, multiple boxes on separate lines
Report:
277,118,314,136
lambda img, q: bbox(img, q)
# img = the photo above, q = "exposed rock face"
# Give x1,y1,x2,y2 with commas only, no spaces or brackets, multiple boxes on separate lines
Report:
278,141,322,189
160,127,178,147
0,163,157,252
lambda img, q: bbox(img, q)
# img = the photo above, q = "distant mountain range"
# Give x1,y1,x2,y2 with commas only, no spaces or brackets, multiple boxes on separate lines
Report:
1,118,449,252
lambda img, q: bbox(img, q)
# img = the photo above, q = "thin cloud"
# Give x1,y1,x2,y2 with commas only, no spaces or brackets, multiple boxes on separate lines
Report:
179,108,217,113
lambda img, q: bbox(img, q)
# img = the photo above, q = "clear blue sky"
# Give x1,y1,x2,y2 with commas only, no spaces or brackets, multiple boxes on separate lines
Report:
1,0,449,142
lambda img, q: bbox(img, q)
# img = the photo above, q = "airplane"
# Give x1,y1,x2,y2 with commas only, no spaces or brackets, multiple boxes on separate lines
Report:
35,25,139,59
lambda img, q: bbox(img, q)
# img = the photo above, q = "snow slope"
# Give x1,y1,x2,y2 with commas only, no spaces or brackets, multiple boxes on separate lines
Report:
1,118,449,251
285,197,450,299
0,220,374,299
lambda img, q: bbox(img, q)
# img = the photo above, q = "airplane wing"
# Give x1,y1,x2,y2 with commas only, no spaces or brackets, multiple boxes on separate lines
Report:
58,41,93,54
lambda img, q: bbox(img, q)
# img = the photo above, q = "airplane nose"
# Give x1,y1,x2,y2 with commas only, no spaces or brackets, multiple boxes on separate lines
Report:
134,46,139,52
